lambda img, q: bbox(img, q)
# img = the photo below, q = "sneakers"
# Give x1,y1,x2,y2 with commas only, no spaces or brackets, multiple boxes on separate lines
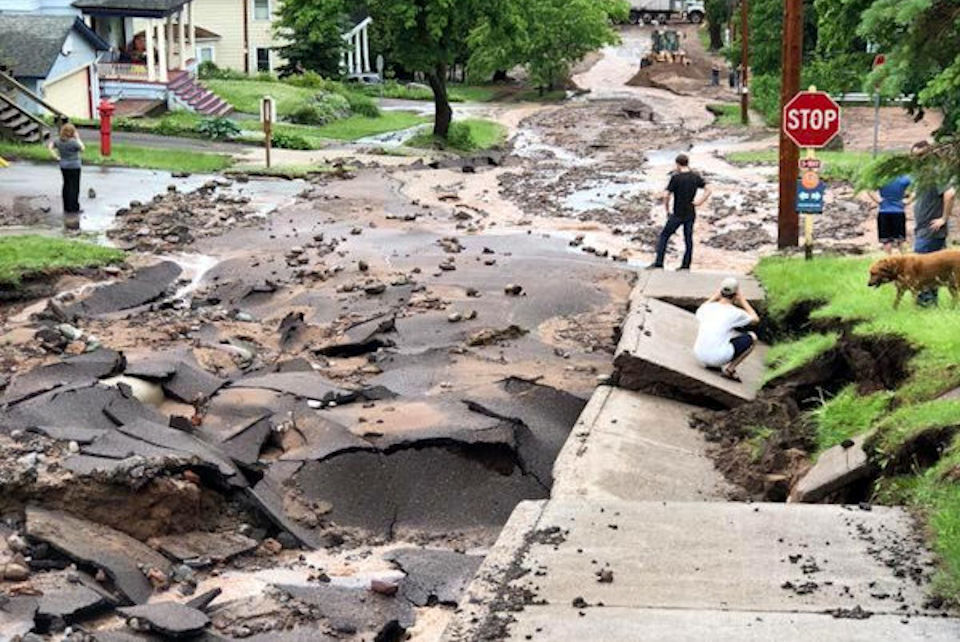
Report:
644,263,664,270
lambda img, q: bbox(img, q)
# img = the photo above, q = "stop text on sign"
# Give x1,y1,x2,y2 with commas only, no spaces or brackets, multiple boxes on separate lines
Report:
782,91,842,148
785,108,838,132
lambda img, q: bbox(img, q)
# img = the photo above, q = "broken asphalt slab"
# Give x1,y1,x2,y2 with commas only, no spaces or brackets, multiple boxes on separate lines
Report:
230,371,357,406
614,296,765,407
33,571,114,631
3,384,127,440
25,506,173,604
1,348,124,406
275,583,415,635
551,386,735,502
151,531,257,564
119,602,211,638
65,261,182,318
162,361,226,404
314,314,397,357
0,596,39,640
386,548,483,607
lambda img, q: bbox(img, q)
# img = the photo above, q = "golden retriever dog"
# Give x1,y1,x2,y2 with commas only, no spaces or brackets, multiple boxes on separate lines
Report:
868,249,960,308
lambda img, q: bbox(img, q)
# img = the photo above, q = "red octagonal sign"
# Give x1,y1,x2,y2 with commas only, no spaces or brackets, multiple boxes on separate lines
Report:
783,91,842,148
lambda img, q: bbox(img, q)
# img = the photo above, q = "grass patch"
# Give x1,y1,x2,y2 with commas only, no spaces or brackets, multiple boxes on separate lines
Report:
0,141,233,173
758,253,960,602
810,386,892,453
407,118,508,153
708,103,746,127
725,149,882,183
449,85,499,102
301,112,427,142
763,331,839,385
0,235,123,285
745,425,775,462
202,79,316,115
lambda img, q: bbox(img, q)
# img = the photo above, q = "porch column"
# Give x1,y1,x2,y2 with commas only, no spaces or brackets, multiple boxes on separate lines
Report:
177,9,186,68
165,15,173,71
157,18,169,82
188,1,196,60
362,25,370,73
355,31,362,74
145,19,156,81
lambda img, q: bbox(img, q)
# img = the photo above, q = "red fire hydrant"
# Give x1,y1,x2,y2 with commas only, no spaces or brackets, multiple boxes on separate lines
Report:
98,99,115,157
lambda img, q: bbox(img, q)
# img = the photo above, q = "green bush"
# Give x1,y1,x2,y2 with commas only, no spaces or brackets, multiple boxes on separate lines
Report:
255,71,278,83
197,117,241,140
344,91,380,118
198,61,247,81
271,131,311,150
285,71,337,91
288,92,351,125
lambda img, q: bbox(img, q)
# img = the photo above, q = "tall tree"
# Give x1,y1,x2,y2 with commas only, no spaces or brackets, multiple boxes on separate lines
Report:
859,0,960,136
274,0,349,77
704,0,733,51
366,0,478,137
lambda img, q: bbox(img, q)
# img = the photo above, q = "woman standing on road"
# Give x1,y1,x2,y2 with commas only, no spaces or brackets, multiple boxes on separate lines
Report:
48,123,85,231
867,175,912,254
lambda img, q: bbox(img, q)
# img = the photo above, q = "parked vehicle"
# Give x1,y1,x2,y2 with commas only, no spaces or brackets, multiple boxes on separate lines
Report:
628,0,705,25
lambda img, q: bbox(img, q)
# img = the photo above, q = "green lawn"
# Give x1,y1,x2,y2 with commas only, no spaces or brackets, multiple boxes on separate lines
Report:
726,149,881,182
407,118,508,153
0,141,233,173
708,103,747,127
289,112,427,142
757,254,960,601
763,331,838,385
0,235,124,285
202,79,317,115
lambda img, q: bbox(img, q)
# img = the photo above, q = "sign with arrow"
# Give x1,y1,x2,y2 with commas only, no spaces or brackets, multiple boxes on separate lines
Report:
796,173,826,215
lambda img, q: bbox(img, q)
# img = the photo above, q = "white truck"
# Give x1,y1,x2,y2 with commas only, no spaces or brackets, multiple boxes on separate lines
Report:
629,0,705,24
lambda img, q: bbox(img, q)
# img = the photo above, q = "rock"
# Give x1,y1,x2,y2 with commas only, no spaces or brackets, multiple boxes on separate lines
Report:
358,261,369,272
504,284,523,296
2,561,30,581
235,311,255,322
597,568,614,583
119,602,210,638
466,287,481,298
370,579,399,596
276,532,299,550
257,538,283,556
466,325,528,347
448,312,463,323
87,188,96,199
365,282,387,296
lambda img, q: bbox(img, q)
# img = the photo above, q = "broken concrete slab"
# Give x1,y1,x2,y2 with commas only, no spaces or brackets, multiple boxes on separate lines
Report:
275,583,415,635
119,602,210,638
151,531,257,564
614,296,765,408
386,548,483,606
642,270,765,310
789,432,873,503
0,596,38,640
70,261,182,317
162,362,226,404
230,371,356,405
66,261,182,317
551,386,735,502
26,506,172,605
1,348,124,405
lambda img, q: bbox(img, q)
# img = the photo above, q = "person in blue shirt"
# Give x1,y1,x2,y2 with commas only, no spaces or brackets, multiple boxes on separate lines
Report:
867,174,911,254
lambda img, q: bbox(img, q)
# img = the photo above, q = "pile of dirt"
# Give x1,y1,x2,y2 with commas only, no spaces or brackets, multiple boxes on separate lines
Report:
107,179,258,253
692,331,915,501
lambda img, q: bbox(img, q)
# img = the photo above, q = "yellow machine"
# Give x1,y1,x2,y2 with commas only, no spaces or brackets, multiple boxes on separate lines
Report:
0,156,9,167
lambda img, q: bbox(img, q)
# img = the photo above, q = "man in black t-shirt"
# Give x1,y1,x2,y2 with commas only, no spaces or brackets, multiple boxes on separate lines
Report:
648,154,712,270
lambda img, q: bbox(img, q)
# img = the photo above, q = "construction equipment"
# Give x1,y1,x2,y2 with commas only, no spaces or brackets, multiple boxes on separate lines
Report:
629,0,705,25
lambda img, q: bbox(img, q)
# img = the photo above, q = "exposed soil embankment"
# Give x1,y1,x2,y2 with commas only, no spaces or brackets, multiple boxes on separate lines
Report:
693,305,916,502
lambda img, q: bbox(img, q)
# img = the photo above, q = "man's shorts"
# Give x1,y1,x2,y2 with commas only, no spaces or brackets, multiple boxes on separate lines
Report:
877,212,906,243
730,333,755,360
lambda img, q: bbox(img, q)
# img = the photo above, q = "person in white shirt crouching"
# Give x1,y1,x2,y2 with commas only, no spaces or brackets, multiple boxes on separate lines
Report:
693,277,760,382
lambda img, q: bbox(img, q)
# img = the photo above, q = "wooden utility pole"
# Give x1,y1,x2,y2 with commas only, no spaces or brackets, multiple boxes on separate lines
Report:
740,0,749,125
778,0,804,248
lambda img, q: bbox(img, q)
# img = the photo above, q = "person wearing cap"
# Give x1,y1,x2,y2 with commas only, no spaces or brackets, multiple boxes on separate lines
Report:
648,154,712,271
693,277,760,382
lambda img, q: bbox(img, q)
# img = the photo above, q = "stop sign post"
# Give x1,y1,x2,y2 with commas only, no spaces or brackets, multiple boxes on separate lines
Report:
782,88,841,259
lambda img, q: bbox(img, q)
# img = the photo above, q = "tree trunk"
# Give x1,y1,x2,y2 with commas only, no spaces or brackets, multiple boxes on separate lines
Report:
708,21,724,50
427,65,453,139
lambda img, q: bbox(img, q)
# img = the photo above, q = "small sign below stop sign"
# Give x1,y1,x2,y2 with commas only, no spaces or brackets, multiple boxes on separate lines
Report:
783,91,842,148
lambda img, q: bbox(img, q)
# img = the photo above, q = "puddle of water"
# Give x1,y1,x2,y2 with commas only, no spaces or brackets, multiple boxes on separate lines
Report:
511,128,591,166
355,123,430,147
562,179,642,213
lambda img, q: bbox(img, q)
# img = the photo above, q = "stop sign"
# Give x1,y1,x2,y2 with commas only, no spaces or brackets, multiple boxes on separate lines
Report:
783,91,842,148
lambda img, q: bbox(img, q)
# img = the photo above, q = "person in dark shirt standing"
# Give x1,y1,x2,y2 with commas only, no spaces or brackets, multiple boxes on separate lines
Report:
910,141,956,306
48,123,85,231
648,154,712,270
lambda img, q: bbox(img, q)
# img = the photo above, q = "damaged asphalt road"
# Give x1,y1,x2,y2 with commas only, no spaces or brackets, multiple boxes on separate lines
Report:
0,150,631,638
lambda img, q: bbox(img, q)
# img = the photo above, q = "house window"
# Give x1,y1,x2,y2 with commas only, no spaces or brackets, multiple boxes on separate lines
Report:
253,0,270,20
199,46,215,63
256,48,271,72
